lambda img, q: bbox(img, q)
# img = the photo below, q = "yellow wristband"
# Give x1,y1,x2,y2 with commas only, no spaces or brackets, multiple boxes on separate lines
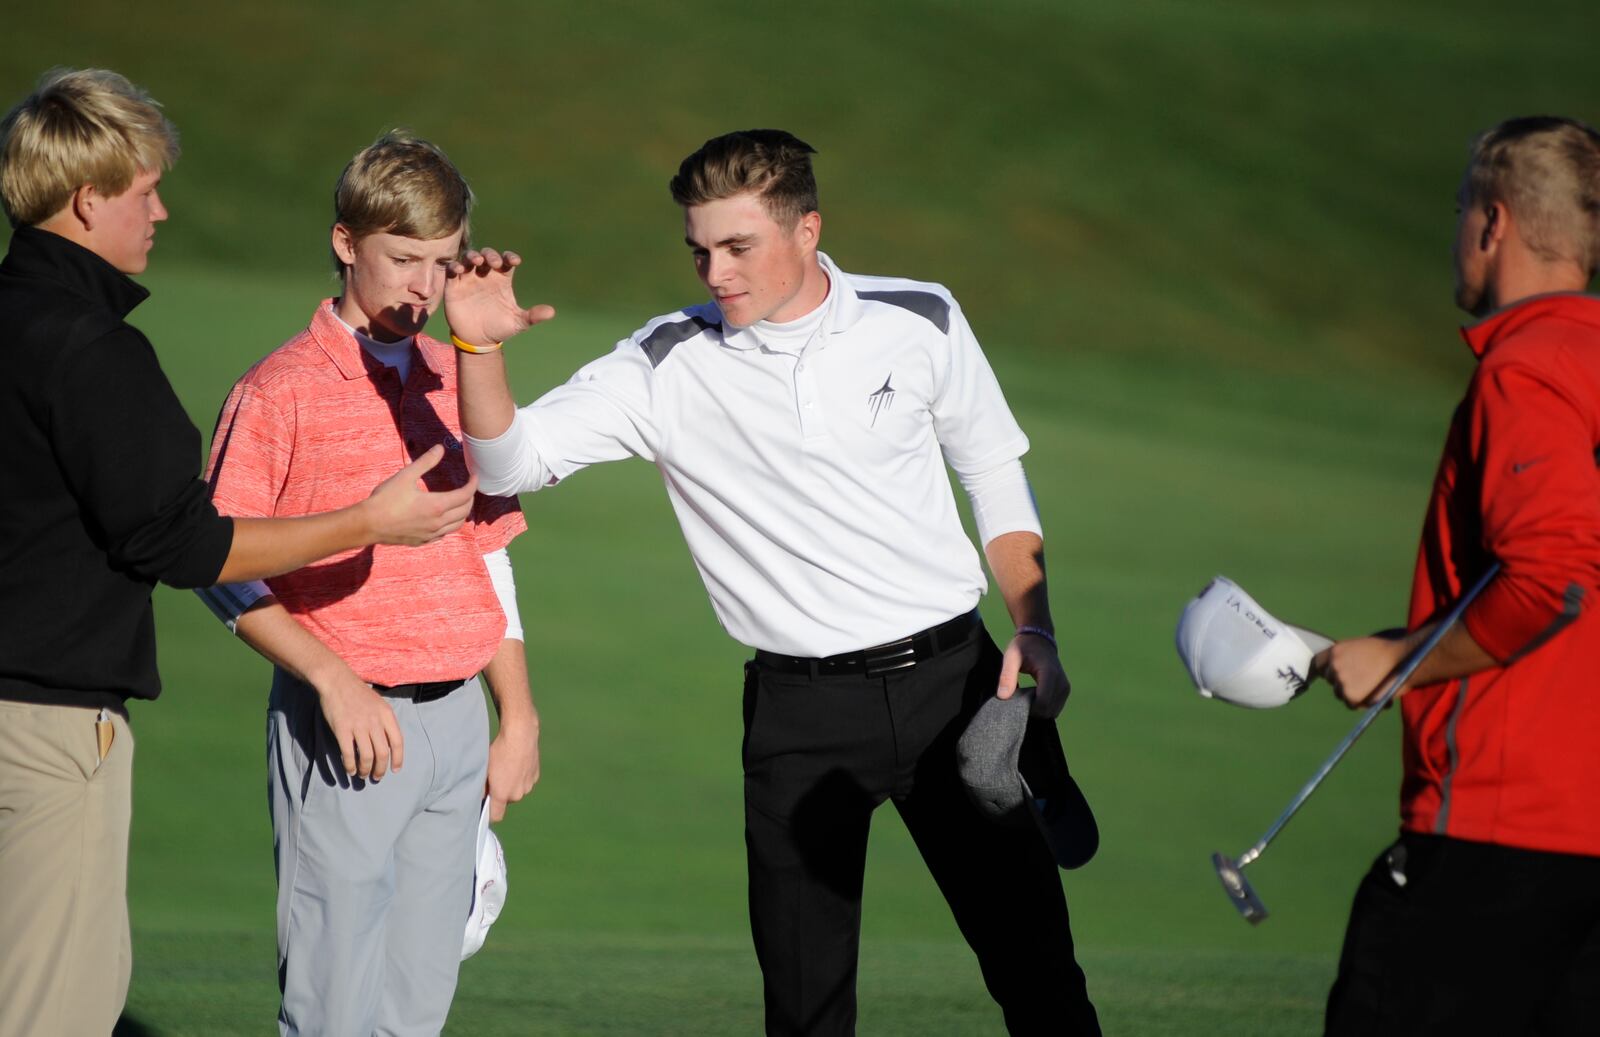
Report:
451,333,503,354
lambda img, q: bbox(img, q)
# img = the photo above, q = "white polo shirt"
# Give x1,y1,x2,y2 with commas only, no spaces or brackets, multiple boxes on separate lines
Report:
467,252,1032,657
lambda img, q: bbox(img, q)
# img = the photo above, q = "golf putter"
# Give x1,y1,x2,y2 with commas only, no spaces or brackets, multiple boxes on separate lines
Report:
1213,562,1501,924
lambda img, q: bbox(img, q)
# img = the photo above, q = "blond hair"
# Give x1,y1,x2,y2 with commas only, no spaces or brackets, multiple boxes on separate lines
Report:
0,67,178,228
331,130,472,275
1466,116,1600,277
669,129,818,228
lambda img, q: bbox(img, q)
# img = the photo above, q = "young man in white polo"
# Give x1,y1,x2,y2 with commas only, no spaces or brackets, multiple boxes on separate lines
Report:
446,129,1099,1035
200,132,538,1036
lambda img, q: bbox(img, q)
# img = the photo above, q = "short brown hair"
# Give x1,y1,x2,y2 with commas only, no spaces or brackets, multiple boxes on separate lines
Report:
1465,116,1600,277
331,130,472,275
669,129,818,228
0,67,179,229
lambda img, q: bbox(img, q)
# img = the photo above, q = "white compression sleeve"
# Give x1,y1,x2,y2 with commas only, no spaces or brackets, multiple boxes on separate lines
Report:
484,547,523,642
194,580,273,634
464,409,549,496
958,458,1042,547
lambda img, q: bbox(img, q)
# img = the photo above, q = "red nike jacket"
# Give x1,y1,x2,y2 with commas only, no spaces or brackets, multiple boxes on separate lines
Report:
1401,292,1600,857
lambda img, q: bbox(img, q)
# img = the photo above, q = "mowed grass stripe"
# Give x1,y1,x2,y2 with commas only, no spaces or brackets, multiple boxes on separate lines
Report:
121,929,1330,1036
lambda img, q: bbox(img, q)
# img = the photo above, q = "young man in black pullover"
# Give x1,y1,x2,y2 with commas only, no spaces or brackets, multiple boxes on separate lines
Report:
0,68,478,1037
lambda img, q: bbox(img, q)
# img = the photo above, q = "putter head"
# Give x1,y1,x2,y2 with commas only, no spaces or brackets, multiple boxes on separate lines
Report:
1212,852,1269,925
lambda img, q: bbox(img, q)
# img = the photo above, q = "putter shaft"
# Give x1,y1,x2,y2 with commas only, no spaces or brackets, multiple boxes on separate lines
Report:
1235,563,1499,867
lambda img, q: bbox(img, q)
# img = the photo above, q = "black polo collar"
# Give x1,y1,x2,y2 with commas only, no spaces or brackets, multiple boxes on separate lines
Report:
1,225,150,317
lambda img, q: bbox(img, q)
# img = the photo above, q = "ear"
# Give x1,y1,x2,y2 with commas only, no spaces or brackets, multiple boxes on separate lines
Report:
1480,201,1508,252
795,210,821,251
331,223,358,267
71,184,98,231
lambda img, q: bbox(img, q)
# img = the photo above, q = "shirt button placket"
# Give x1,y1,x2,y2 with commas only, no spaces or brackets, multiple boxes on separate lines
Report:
795,360,822,440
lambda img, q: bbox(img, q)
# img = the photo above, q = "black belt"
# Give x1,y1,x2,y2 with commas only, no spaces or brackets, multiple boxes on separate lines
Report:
754,610,982,678
373,680,464,703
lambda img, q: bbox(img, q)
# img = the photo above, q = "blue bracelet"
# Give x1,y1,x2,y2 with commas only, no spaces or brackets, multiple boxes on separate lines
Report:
1017,624,1057,648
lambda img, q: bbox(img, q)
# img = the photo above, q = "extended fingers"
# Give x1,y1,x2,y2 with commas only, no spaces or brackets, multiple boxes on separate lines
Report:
401,444,446,483
995,641,1023,699
384,707,404,772
343,701,404,780
368,733,392,781
352,729,374,779
435,480,477,530
458,247,516,274
338,731,358,777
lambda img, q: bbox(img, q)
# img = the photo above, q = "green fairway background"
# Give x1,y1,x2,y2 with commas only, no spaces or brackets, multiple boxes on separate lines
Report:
5,2,1597,1033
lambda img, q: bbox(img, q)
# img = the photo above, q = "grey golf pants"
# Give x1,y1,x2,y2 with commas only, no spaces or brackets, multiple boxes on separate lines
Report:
268,669,488,1037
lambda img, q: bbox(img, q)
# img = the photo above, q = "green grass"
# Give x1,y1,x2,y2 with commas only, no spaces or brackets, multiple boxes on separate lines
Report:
115,268,1428,1034
6,1,1599,1033
120,931,1334,1036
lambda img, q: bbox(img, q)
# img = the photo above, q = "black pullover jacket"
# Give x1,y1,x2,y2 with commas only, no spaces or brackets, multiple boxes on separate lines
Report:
0,227,233,714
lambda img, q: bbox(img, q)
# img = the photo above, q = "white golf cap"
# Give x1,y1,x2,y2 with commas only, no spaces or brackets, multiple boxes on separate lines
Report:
1175,576,1332,709
461,798,508,960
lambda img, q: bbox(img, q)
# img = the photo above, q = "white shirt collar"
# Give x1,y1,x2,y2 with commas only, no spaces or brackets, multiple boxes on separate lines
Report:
718,251,859,353
330,302,416,376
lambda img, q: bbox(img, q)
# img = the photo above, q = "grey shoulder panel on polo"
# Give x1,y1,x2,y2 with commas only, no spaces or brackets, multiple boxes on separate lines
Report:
640,313,721,369
857,290,951,334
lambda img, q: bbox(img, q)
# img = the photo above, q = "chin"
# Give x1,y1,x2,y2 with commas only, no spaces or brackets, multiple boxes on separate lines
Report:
1456,289,1494,319
384,313,431,338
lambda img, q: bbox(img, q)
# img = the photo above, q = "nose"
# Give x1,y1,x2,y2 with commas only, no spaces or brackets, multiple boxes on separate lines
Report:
704,251,732,287
412,262,442,299
149,189,168,223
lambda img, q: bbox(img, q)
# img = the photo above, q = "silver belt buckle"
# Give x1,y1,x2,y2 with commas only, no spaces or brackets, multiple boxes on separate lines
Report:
863,637,917,678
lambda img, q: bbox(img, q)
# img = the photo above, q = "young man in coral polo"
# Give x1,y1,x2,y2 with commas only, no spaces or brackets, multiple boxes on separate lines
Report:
201,132,538,1036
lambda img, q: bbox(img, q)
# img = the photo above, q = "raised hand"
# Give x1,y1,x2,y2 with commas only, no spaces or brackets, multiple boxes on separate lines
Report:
444,248,556,348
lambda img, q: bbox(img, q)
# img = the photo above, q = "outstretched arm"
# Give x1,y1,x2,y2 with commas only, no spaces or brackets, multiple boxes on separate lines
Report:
217,445,476,583
445,248,555,441
1313,623,1496,708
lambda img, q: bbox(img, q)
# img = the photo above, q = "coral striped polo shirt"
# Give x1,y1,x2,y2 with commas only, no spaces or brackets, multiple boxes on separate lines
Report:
205,300,526,685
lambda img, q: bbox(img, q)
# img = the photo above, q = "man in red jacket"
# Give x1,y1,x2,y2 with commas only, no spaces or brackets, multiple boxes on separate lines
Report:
1317,116,1600,1034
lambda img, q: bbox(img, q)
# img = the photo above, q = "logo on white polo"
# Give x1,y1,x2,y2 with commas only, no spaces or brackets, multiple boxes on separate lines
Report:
868,374,896,427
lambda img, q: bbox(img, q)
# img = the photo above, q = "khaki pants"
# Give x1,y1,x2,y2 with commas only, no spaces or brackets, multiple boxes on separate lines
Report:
0,701,134,1037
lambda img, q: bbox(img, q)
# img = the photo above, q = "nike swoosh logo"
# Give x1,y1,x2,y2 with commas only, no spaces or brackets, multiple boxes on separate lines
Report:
1511,457,1548,474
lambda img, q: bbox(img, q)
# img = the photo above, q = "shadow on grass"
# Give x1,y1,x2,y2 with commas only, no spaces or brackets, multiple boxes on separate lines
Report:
114,1013,164,1036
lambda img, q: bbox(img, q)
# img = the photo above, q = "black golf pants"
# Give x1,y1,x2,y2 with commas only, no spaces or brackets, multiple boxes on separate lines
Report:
1326,832,1600,1036
741,627,1100,1036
